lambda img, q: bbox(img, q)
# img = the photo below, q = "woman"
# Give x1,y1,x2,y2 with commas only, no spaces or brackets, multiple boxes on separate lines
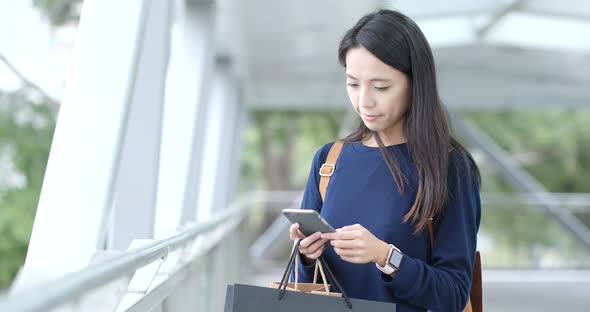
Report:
289,9,481,312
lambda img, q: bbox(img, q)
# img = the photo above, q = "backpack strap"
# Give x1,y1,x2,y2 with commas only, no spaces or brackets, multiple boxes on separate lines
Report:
427,218,435,249
318,141,344,202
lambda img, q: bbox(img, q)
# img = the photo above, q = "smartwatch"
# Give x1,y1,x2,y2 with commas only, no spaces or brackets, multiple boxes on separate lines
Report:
376,244,403,275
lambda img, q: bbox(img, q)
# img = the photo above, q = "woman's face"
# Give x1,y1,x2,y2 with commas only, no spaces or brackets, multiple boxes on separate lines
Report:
345,46,411,140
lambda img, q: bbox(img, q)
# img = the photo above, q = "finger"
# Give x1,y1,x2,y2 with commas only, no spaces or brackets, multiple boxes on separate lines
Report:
306,245,325,260
299,232,322,248
330,239,362,249
290,229,304,240
300,237,327,254
338,224,362,231
321,230,360,240
289,223,304,240
301,238,327,254
333,247,359,257
296,229,305,238
291,233,305,241
339,255,362,264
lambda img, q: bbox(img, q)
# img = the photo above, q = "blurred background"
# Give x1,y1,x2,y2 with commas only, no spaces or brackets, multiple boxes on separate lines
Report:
0,0,589,311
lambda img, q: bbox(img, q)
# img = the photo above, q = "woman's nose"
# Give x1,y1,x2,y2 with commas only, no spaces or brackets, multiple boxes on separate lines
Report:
358,89,375,108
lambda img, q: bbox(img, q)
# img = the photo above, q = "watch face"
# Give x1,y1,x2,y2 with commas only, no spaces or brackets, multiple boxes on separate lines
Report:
389,250,403,269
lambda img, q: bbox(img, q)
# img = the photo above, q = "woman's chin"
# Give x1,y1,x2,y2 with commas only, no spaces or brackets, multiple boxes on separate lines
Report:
363,123,382,132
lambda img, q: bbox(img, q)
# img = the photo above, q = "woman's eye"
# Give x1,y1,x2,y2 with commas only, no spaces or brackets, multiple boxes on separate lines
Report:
374,86,390,91
347,83,358,87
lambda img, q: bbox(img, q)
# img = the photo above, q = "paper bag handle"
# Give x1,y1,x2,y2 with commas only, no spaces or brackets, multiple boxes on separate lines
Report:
278,239,352,309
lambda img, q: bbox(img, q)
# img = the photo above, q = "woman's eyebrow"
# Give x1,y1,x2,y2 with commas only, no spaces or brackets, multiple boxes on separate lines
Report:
369,78,391,82
346,73,391,82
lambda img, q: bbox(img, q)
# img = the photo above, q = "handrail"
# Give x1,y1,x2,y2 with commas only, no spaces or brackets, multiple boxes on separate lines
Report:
0,192,260,312
0,191,303,312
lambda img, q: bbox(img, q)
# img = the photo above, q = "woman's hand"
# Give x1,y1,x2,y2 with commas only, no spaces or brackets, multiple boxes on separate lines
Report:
321,224,391,266
289,223,328,262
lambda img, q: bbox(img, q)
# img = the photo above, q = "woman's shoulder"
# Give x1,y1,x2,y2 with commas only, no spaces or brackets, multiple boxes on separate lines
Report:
448,147,481,189
312,142,337,163
319,141,337,153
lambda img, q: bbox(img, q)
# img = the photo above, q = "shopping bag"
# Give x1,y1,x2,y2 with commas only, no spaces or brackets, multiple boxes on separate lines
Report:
224,240,396,311
269,250,341,297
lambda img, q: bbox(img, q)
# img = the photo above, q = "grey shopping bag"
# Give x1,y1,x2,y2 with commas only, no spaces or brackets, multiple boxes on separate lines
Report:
224,283,397,311
224,240,396,311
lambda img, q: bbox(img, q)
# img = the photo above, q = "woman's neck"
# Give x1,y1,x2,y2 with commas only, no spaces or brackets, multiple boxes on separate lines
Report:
362,132,406,147
362,123,407,147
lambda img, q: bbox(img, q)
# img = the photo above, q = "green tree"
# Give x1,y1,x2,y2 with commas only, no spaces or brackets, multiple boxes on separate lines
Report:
464,110,590,192
0,0,81,289
463,110,590,268
32,0,83,26
239,110,344,238
0,91,56,289
239,110,344,193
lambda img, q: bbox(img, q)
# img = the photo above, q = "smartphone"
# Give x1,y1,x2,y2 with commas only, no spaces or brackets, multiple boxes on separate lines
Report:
282,208,336,236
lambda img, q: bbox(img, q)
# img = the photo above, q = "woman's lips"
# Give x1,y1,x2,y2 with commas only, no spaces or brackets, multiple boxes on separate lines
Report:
362,113,380,121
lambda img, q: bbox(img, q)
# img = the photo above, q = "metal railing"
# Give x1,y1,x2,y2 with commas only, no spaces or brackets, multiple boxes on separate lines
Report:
0,191,299,312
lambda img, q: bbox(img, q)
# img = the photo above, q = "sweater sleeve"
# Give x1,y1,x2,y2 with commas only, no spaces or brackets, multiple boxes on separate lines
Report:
291,142,334,283
381,151,481,311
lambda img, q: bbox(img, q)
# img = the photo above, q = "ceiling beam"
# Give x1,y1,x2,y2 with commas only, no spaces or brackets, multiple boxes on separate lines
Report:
477,0,527,39
521,8,590,22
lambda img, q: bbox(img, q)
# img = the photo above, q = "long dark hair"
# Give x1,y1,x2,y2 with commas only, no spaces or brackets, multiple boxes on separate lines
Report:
338,9,480,234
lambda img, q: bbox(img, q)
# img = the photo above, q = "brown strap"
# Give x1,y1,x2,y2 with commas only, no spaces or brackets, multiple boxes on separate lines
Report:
464,299,474,312
427,219,435,250
319,141,344,202
470,251,483,312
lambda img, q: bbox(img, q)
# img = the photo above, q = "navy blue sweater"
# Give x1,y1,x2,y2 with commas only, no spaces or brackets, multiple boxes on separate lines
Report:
295,142,481,312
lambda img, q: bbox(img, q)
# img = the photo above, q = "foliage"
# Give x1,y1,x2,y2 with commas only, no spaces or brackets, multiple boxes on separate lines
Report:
463,110,590,192
239,110,344,193
32,0,83,26
463,110,590,267
0,1,72,289
238,110,344,238
0,91,56,289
